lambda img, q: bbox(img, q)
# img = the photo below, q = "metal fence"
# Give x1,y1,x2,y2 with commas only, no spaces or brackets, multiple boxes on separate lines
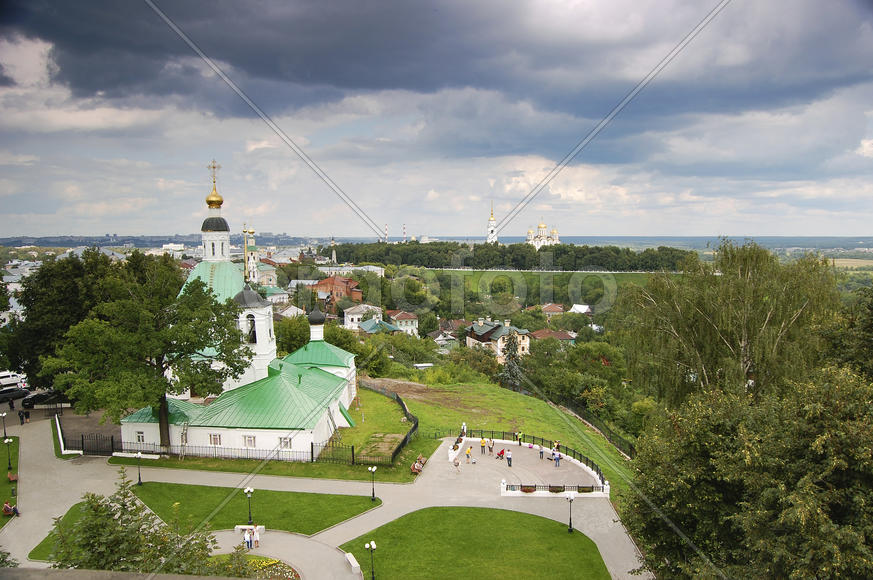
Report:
505,483,605,493
556,398,636,459
121,441,311,462
437,428,607,485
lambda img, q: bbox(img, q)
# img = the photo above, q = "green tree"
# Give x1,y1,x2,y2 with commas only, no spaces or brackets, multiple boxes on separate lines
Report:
43,254,251,448
5,249,113,387
614,240,839,406
275,314,310,356
497,333,523,391
829,286,873,381
52,468,217,574
418,311,438,336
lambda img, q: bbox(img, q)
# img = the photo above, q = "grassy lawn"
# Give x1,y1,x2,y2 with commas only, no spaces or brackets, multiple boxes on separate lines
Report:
338,387,405,450
402,382,633,503
1,435,19,530
341,506,610,580
28,501,87,561
133,482,379,534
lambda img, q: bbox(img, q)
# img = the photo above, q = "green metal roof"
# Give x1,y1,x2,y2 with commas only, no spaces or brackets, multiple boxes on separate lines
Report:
183,260,245,302
283,340,355,368
188,362,347,430
338,402,355,427
263,286,288,296
359,318,402,334
122,398,204,425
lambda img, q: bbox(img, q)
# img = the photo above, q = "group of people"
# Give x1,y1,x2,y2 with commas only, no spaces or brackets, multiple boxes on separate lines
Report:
7,399,30,424
242,525,260,549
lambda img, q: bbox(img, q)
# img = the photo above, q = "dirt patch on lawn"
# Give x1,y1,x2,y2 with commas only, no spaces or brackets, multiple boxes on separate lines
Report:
359,433,405,456
363,377,488,418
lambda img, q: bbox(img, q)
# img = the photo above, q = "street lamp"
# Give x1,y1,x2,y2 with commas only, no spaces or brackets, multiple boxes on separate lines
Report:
4,438,12,471
244,487,254,525
368,466,377,501
566,490,576,533
0,412,6,438
364,540,377,580
136,451,143,486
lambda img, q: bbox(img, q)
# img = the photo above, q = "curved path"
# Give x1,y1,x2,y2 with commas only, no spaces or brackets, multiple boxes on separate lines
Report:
0,419,648,579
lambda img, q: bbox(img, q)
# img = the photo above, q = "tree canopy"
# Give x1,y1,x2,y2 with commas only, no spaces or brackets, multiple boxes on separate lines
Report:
42,253,251,446
613,240,839,406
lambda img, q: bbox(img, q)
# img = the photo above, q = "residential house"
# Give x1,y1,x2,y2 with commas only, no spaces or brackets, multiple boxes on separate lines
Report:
343,303,382,331
312,276,363,309
465,317,530,364
386,310,419,337
358,318,403,335
529,328,576,345
278,304,306,318
569,304,592,315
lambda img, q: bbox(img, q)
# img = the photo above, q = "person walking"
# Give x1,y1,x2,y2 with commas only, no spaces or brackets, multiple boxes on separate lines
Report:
480,438,486,455
555,452,561,468
465,446,472,463
453,457,461,472
518,431,523,446
506,449,512,468
243,528,252,550
537,444,544,459
253,524,260,548
17,410,24,425
488,439,494,455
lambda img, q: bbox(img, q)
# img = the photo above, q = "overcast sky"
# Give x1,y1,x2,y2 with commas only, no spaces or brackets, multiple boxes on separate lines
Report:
1,0,872,239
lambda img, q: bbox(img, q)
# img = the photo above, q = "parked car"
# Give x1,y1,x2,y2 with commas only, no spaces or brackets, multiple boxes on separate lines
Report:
0,371,23,388
0,386,30,403
22,389,70,409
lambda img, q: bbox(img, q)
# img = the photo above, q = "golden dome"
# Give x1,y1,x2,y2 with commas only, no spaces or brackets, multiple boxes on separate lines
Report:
538,222,547,229
527,228,534,234
205,183,223,209
551,228,558,234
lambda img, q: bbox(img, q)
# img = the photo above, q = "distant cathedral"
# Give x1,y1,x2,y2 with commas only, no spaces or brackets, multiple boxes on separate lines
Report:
486,202,498,244
526,219,560,250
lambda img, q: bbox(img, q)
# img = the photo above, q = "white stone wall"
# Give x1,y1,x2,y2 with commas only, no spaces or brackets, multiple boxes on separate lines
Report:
201,231,230,262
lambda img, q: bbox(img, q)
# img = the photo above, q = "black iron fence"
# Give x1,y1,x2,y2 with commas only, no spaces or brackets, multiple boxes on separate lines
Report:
64,432,117,456
122,441,311,461
436,428,607,485
556,398,636,459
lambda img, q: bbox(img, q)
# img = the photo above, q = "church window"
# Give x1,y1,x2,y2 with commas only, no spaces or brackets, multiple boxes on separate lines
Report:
221,242,225,256
278,437,292,449
135,431,145,443
209,433,221,446
247,314,257,343
244,435,256,448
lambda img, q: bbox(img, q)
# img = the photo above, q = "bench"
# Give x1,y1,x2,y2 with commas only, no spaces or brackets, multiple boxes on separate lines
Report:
345,552,361,574
3,506,15,517
7,472,17,483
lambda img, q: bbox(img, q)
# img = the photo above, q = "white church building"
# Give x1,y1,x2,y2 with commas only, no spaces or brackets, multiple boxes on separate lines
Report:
121,164,357,460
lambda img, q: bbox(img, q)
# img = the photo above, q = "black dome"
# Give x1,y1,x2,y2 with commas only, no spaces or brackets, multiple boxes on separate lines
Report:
234,285,269,307
201,216,230,232
308,306,326,325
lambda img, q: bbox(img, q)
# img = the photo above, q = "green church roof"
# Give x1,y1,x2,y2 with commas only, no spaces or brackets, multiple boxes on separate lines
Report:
283,340,355,368
122,398,204,425
184,260,245,302
188,362,347,430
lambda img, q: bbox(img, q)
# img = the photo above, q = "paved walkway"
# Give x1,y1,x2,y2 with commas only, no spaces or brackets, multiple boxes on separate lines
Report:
0,420,649,579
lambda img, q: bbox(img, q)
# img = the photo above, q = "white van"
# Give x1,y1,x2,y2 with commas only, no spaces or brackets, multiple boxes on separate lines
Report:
0,371,23,388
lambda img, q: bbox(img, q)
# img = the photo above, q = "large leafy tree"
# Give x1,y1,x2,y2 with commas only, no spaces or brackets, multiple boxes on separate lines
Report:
829,285,873,381
4,249,113,388
614,240,838,406
43,253,251,447
623,367,873,578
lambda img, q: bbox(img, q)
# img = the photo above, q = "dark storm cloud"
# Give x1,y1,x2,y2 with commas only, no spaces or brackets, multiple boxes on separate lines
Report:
4,0,873,121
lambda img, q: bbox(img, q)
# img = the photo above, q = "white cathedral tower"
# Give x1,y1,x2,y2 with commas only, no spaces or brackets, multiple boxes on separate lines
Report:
486,202,498,244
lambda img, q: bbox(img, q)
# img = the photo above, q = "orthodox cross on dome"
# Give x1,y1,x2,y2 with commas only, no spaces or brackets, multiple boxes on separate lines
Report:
207,159,222,185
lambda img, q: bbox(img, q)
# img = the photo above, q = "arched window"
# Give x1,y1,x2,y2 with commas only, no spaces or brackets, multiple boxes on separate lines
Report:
221,242,225,256
211,242,215,256
246,314,257,343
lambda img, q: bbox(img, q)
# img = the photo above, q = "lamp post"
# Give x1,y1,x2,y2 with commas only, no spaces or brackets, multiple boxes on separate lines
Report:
136,451,142,486
244,487,254,525
364,540,377,580
4,438,12,471
566,490,576,533
368,466,377,501
0,412,6,438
